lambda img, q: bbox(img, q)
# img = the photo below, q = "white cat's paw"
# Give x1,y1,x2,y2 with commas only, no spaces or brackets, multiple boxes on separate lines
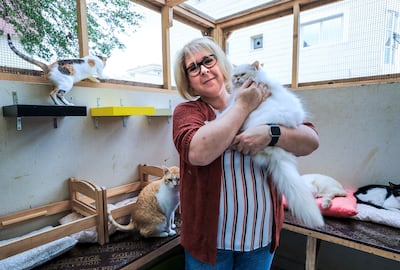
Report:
159,232,169,237
321,201,331,209
171,223,176,229
168,229,177,236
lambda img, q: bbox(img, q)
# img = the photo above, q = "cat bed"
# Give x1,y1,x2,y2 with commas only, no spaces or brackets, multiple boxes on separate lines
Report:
104,164,164,243
0,226,77,270
351,203,400,229
58,199,135,243
0,178,106,259
283,189,358,218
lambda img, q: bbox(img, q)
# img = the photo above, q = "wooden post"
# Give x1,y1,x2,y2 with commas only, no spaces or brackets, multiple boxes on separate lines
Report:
291,2,300,89
76,0,89,57
161,6,172,90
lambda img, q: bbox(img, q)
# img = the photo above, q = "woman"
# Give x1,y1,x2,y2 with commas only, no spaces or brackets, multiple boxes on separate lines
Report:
172,37,319,269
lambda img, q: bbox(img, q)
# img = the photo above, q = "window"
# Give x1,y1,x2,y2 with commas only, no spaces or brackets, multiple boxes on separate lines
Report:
384,10,399,65
251,35,263,50
301,14,343,48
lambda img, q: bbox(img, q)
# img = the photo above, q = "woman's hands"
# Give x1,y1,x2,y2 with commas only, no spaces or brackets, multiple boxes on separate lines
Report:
234,78,271,114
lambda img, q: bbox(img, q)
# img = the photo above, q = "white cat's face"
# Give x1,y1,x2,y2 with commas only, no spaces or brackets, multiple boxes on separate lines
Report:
163,166,180,189
231,64,257,87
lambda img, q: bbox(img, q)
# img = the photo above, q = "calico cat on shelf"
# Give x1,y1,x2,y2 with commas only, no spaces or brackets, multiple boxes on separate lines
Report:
108,166,180,238
354,182,400,212
224,61,324,228
7,34,108,106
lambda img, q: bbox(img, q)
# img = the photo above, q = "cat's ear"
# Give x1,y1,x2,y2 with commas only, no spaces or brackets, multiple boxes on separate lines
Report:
96,55,108,63
251,61,260,70
162,165,170,175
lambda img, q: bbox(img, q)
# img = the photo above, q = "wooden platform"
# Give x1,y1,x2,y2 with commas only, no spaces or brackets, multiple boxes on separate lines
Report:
283,211,400,270
36,217,182,270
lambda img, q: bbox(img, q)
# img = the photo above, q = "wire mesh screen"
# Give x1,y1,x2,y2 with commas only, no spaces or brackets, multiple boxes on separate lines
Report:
0,1,148,82
2,0,400,85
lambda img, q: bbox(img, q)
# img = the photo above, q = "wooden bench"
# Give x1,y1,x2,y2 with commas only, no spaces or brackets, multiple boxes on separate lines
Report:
283,211,400,270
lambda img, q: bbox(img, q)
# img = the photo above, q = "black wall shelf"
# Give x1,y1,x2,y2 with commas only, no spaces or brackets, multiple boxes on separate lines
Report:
2,105,87,117
2,105,87,130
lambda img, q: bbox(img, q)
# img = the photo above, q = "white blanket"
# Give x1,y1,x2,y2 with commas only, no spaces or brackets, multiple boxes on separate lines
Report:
0,226,77,270
351,203,400,229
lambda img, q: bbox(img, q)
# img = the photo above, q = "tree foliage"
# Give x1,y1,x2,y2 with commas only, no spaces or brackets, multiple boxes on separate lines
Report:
1,0,143,60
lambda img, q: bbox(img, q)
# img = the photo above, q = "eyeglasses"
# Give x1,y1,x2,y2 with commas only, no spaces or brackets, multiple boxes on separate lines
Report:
186,54,217,77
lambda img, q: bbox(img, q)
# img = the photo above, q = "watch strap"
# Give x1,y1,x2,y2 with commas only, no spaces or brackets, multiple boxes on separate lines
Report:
267,123,280,146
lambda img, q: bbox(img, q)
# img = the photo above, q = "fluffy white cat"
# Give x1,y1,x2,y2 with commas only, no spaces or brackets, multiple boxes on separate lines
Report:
227,61,324,228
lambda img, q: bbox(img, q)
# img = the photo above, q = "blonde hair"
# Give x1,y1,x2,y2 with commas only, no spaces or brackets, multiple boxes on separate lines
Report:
174,37,232,100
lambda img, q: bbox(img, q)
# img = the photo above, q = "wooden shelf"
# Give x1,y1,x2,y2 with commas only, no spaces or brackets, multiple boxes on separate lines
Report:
90,106,155,117
2,104,87,117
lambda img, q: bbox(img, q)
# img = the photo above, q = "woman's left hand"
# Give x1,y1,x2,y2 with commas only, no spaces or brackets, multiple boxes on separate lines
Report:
231,125,270,155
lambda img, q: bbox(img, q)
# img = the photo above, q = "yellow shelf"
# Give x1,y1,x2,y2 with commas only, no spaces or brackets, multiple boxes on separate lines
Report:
90,106,155,116
151,108,172,116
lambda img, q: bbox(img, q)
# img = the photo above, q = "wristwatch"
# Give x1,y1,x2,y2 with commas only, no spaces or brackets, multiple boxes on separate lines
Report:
268,124,281,146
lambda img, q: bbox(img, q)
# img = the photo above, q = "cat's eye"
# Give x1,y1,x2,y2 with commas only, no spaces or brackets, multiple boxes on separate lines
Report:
186,54,217,77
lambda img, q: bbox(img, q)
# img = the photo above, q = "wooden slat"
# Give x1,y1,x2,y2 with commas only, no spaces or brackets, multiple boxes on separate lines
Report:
0,201,71,229
109,202,136,219
106,182,142,198
0,216,98,259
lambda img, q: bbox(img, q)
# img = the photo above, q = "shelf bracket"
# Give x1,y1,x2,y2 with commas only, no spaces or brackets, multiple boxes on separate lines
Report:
94,117,99,129
16,117,22,131
122,116,128,127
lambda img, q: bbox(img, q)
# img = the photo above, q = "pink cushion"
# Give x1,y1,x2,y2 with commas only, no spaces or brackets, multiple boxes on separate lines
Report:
283,189,358,218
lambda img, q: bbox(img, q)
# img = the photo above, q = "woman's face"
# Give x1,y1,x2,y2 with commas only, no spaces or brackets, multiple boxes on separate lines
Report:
185,50,226,99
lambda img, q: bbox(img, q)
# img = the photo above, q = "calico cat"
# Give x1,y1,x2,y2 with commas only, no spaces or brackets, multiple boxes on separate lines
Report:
7,34,108,106
301,174,347,209
228,61,324,228
108,166,180,238
354,182,400,212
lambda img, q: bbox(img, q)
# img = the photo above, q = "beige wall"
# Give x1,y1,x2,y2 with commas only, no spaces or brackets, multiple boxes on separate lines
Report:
296,82,400,189
0,80,182,239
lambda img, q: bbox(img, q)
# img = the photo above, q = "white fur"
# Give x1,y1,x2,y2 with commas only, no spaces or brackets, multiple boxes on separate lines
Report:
156,180,180,236
48,56,108,105
355,184,400,212
228,62,324,228
301,174,347,209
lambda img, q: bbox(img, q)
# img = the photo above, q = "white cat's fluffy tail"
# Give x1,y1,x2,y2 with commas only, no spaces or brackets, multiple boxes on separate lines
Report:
255,148,324,228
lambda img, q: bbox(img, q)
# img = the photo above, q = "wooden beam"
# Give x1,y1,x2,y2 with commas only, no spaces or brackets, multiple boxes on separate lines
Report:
217,0,340,32
76,0,89,57
161,6,172,90
166,0,186,7
173,5,215,30
291,2,300,88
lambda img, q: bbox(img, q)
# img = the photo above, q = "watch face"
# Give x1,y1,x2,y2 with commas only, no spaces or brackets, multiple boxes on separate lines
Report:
270,126,281,136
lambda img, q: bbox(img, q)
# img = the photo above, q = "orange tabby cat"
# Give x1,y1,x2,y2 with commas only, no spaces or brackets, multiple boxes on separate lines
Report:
108,166,180,238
